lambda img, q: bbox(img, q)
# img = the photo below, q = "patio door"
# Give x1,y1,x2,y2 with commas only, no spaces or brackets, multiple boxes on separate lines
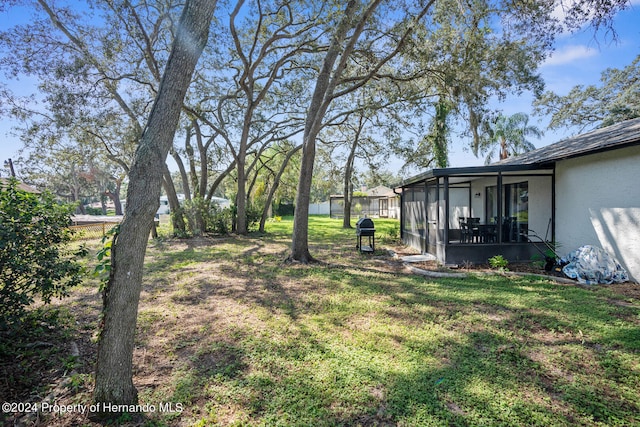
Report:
506,182,528,241
486,181,529,242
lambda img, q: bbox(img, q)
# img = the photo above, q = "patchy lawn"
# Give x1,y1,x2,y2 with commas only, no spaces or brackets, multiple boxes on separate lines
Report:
2,216,639,426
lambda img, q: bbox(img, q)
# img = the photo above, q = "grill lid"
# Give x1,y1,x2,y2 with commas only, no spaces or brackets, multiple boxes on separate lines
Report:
356,217,375,229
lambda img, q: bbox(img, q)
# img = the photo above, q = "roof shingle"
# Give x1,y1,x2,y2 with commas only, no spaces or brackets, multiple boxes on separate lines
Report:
497,117,640,166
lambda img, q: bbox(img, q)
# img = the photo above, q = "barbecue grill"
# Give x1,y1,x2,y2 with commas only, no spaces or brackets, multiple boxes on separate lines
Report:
356,217,375,253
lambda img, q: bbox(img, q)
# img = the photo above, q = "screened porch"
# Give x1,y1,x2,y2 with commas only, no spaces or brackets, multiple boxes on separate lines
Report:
399,165,555,266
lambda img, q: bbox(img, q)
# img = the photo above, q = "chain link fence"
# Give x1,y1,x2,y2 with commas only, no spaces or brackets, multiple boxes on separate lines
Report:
70,222,120,240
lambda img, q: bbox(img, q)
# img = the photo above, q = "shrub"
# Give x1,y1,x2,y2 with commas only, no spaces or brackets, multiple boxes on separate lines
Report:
180,197,262,236
245,202,262,232
208,203,234,234
182,197,210,235
531,254,546,269
0,179,85,326
84,206,104,215
488,254,509,271
182,197,238,235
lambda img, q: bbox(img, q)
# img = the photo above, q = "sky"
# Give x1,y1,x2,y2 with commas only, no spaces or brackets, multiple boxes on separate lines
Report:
445,2,640,168
0,2,639,178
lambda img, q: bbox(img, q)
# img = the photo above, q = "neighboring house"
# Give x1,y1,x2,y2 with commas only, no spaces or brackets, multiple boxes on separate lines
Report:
155,194,230,216
396,118,640,282
0,178,40,193
329,185,400,219
156,194,186,215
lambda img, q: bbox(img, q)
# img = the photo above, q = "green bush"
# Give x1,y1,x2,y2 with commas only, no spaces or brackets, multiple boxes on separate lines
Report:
488,254,509,271
208,203,234,234
182,197,236,235
245,202,262,232
182,197,210,235
84,206,104,215
227,202,261,233
180,197,263,236
0,179,85,326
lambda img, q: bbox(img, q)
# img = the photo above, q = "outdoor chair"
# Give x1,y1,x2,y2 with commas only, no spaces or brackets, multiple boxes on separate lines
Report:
460,221,471,243
468,217,481,242
480,224,497,243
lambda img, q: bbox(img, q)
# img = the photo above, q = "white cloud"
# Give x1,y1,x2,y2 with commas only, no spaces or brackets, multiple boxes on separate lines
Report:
551,0,573,22
542,44,598,66
550,0,639,36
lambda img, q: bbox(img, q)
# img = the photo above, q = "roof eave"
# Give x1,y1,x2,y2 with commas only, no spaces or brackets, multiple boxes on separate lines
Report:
546,138,640,164
395,162,553,188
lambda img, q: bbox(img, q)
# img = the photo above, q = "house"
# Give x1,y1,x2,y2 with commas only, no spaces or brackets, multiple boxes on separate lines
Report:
0,177,40,193
155,194,230,216
396,118,640,282
329,185,400,219
156,194,187,215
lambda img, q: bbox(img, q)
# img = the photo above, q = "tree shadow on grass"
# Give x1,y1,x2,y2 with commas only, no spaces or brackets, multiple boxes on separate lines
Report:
332,327,638,426
322,273,640,425
136,234,639,425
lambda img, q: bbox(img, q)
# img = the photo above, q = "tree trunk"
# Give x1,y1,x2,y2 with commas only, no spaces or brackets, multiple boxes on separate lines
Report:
343,192,352,228
235,153,247,234
75,186,86,215
186,124,200,196
500,135,508,160
184,125,206,236
172,134,192,199
343,168,353,228
162,164,188,235
291,139,316,262
170,147,197,233
343,116,362,229
259,145,302,232
92,0,216,417
104,178,123,216
174,138,204,234
193,120,209,199
235,115,251,234
290,0,362,262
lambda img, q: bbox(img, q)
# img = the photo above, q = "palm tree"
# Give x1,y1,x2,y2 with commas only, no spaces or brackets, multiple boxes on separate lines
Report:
479,113,543,164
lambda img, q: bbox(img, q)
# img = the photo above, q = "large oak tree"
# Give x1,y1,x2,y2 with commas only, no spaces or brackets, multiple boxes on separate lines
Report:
92,0,217,414
290,0,434,262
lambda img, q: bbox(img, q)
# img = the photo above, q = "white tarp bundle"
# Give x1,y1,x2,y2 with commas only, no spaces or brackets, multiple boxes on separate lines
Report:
561,245,629,285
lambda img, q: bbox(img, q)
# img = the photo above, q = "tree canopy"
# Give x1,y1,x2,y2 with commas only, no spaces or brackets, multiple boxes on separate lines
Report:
534,53,640,132
0,0,632,238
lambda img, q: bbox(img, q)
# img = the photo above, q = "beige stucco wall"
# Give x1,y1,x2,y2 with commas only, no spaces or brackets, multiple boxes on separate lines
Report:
555,144,640,282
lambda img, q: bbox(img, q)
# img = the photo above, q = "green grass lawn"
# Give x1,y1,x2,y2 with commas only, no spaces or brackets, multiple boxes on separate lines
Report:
7,215,639,427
